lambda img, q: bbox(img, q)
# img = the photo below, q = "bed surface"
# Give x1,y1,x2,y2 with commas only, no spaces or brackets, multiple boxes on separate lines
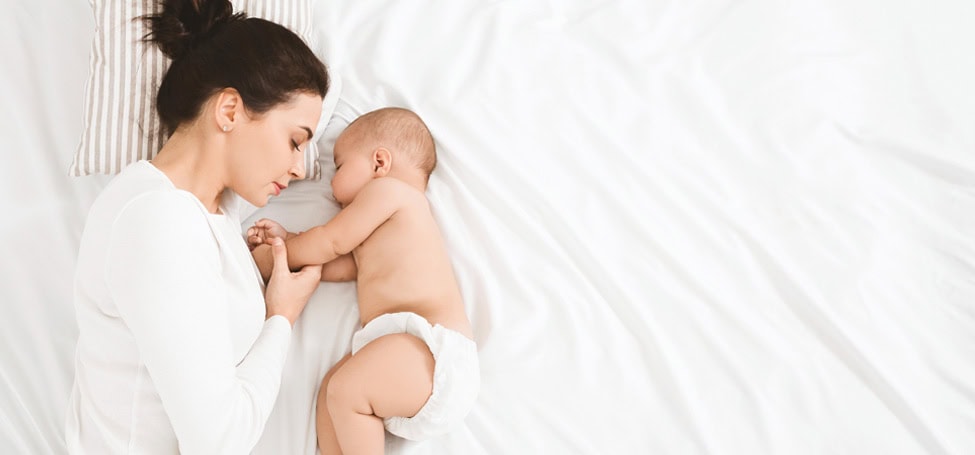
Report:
2,0,974,453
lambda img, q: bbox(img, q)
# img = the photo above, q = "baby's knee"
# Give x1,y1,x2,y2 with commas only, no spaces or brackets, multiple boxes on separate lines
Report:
316,377,330,416
318,354,351,401
325,368,367,414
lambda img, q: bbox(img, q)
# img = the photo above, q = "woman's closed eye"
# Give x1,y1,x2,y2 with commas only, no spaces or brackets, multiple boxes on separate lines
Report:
291,140,302,153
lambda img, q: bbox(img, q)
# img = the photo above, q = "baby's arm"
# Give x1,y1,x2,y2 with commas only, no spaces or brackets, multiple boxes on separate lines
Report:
246,218,295,250
253,178,404,281
287,178,404,267
253,246,353,283
320,253,357,282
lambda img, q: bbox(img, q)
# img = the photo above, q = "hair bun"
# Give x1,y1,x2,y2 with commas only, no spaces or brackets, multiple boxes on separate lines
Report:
144,0,242,60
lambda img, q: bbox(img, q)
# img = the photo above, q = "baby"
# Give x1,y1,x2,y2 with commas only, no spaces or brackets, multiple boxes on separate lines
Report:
249,107,478,454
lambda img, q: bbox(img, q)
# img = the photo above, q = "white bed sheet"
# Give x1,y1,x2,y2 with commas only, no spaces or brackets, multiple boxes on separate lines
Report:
2,0,974,453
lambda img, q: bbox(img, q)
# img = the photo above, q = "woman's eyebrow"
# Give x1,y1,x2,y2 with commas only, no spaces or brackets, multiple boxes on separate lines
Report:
300,126,313,142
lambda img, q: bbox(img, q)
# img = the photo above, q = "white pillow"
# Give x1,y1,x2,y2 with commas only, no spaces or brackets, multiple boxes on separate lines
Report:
70,0,335,180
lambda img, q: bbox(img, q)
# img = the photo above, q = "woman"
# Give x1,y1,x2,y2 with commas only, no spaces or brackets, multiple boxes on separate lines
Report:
65,1,329,453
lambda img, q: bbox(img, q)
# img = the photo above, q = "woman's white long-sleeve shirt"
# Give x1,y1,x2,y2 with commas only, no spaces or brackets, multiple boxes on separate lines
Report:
66,161,291,454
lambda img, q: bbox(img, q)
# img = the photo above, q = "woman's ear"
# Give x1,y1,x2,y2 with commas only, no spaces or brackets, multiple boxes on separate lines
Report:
213,88,242,132
373,148,392,177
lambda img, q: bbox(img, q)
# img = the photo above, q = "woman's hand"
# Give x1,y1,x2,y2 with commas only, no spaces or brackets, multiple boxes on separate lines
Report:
263,237,322,326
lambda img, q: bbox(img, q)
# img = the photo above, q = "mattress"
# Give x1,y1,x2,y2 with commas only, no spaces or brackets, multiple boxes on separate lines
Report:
2,0,974,453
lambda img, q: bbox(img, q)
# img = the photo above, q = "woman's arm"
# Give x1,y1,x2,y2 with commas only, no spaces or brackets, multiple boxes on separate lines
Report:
108,192,291,454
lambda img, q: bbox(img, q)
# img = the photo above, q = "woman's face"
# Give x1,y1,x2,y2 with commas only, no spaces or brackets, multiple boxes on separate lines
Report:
227,93,323,207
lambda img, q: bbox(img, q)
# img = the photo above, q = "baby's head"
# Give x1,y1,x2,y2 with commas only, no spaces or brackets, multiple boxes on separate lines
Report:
331,107,436,206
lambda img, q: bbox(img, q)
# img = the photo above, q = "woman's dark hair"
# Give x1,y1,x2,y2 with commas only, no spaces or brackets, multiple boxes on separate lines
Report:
143,0,329,135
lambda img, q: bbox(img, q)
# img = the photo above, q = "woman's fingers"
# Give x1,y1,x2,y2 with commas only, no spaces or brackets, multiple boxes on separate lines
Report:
295,263,323,282
263,237,320,326
268,237,289,276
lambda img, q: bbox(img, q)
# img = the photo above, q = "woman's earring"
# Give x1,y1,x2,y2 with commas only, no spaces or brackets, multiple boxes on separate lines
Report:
222,125,230,132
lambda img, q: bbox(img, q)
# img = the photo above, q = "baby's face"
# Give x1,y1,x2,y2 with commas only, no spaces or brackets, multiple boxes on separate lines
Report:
330,135,374,207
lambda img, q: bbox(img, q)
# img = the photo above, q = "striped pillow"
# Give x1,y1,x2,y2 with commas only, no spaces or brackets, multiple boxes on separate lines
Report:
70,0,328,180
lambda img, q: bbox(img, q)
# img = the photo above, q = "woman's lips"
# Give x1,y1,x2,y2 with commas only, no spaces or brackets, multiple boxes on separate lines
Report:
272,182,284,196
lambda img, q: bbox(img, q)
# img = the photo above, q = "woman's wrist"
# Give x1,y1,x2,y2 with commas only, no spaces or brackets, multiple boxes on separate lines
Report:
266,312,296,327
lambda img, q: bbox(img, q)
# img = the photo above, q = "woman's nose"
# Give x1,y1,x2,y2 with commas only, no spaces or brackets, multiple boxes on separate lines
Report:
290,151,306,180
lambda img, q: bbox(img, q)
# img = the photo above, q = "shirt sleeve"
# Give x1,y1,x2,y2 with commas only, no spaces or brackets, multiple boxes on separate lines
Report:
106,190,291,455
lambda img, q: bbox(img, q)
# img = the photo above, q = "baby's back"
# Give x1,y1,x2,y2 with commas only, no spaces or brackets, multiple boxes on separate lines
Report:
353,180,471,338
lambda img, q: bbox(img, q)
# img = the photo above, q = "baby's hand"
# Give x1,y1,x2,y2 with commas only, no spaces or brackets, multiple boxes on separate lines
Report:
246,218,288,250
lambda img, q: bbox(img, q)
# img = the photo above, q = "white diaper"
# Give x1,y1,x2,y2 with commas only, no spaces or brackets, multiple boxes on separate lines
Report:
351,312,480,441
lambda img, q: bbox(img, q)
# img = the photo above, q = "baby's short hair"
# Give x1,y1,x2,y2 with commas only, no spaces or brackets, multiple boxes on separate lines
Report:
348,107,436,180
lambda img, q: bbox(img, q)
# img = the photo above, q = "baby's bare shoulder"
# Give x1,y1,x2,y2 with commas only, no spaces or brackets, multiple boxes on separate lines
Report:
360,177,405,195
360,178,417,198
362,178,428,209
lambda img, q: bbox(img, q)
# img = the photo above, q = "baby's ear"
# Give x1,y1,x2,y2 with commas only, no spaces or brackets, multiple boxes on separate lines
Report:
373,147,392,176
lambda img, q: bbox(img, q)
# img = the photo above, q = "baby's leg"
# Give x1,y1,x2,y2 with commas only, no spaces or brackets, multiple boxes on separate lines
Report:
316,353,351,455
326,333,435,455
